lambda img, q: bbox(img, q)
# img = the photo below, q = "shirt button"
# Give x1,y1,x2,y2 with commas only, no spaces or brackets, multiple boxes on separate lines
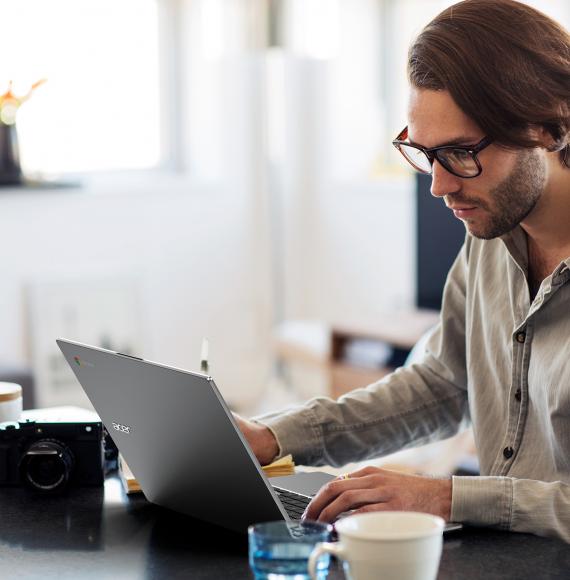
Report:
515,332,526,343
515,389,522,402
503,447,514,459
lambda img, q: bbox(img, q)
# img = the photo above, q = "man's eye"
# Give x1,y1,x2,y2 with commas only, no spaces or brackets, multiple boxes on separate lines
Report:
451,149,470,160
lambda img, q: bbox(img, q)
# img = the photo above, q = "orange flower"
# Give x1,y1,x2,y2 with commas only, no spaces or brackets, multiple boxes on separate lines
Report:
0,78,47,125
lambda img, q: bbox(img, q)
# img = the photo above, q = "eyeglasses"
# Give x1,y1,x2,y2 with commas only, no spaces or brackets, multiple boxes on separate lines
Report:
392,126,493,179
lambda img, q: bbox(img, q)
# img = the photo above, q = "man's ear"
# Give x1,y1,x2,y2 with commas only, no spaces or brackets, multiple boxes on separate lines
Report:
533,126,569,152
532,126,570,168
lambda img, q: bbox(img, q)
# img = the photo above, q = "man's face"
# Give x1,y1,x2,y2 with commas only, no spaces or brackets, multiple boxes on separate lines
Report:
407,88,547,239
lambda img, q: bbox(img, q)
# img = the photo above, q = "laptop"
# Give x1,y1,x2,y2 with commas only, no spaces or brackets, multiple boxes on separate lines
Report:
57,339,462,534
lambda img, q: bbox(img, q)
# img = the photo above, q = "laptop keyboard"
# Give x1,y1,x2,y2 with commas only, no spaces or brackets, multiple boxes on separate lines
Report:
273,487,311,520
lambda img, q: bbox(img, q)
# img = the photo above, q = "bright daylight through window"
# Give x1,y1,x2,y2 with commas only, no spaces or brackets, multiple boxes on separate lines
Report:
1,0,161,176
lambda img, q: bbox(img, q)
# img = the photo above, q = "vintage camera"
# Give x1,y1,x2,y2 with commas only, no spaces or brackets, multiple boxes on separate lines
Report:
0,419,105,492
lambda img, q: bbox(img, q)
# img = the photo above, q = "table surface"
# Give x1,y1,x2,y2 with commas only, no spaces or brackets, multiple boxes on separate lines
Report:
0,476,569,580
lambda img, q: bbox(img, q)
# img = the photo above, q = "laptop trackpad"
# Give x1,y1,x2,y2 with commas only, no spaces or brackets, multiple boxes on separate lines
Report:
271,471,336,497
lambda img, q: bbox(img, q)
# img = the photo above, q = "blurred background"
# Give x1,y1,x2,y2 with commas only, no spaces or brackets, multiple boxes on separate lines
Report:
0,0,568,464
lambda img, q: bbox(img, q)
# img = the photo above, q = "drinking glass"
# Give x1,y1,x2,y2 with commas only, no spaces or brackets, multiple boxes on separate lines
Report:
249,520,332,579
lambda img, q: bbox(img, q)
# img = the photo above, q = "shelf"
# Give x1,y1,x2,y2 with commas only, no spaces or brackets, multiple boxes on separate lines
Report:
274,309,440,399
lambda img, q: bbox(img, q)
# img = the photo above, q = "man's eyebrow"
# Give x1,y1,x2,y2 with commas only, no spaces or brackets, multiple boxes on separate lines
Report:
408,135,482,148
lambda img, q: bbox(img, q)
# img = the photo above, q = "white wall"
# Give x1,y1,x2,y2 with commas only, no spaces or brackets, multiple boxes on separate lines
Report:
0,176,273,410
307,178,416,323
277,177,416,327
269,56,417,327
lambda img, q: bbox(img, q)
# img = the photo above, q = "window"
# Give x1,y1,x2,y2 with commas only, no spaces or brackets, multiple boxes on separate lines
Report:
2,0,161,175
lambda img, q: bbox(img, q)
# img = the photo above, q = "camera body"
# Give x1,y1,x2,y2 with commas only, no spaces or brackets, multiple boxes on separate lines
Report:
0,419,105,491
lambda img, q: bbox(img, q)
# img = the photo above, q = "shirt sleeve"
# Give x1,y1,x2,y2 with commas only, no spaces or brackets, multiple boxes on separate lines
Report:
452,476,570,543
255,238,472,467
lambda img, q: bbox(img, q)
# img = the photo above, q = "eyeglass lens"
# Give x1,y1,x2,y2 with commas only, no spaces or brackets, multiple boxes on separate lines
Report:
438,149,479,177
399,144,432,173
399,144,480,177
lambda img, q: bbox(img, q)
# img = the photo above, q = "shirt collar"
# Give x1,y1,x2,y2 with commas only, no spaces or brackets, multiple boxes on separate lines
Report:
499,226,528,272
500,226,570,276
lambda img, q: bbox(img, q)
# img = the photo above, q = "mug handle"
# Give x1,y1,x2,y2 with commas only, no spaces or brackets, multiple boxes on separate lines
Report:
308,541,346,580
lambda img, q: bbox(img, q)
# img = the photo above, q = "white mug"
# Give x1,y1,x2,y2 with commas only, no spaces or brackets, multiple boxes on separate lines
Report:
0,382,23,423
308,512,444,580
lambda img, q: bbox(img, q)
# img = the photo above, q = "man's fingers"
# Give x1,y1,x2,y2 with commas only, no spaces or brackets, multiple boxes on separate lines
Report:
316,489,389,523
303,476,386,522
303,477,366,521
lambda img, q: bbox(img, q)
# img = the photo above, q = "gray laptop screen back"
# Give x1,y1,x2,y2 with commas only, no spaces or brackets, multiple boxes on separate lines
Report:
57,339,287,532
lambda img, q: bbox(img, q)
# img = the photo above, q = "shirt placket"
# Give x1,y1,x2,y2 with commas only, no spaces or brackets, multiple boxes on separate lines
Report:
490,263,570,476
489,315,532,475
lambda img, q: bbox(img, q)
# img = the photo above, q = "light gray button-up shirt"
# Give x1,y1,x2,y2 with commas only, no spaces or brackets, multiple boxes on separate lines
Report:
257,227,570,542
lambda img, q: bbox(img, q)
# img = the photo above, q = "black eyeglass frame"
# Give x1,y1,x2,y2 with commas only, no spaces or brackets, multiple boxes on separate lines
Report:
392,126,494,179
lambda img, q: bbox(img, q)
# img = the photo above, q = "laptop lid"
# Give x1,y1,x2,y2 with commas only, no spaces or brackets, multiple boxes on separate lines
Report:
57,339,288,533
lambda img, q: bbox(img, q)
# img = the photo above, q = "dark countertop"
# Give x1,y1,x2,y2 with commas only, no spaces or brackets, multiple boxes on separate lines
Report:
0,476,569,579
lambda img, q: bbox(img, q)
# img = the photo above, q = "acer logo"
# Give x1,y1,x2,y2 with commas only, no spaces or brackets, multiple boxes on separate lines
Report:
112,422,132,434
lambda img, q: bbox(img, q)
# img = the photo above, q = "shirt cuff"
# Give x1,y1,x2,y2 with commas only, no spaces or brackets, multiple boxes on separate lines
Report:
253,405,323,465
451,475,513,529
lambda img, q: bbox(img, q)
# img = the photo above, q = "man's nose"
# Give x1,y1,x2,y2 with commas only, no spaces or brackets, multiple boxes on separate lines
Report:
430,160,463,198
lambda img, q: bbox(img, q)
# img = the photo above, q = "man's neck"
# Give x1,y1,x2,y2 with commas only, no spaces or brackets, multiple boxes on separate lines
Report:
526,239,565,299
520,155,570,296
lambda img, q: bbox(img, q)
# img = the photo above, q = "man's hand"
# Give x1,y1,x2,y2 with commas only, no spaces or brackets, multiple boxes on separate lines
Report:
234,414,280,466
303,466,452,523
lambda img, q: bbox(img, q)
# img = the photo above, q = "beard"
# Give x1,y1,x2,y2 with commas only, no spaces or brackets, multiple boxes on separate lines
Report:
447,148,547,240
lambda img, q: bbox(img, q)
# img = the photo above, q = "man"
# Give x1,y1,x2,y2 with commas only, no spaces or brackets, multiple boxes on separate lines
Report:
238,0,570,542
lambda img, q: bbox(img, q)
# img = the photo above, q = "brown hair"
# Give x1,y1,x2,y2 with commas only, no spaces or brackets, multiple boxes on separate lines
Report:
408,0,570,168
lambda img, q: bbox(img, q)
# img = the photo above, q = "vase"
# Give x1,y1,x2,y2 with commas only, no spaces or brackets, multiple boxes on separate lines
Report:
0,122,23,185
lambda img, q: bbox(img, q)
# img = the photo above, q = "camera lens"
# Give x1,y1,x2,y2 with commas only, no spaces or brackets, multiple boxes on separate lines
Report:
20,440,75,492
